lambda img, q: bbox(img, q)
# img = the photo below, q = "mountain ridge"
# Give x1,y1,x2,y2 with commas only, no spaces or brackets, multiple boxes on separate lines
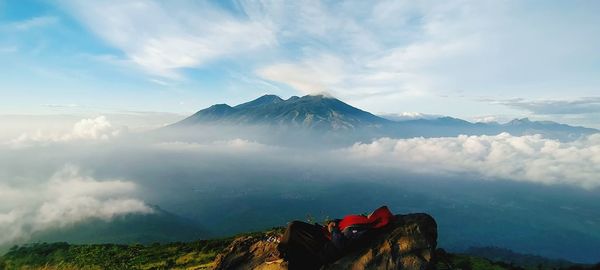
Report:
174,94,390,130
169,94,598,142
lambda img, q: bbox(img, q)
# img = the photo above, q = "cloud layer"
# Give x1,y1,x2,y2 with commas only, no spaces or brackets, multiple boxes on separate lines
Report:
1,114,599,251
344,133,600,189
9,116,123,147
498,97,600,115
0,165,152,245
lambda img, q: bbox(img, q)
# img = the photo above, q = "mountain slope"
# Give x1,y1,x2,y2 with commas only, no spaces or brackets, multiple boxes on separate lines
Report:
174,94,390,130
463,246,579,269
4,206,207,251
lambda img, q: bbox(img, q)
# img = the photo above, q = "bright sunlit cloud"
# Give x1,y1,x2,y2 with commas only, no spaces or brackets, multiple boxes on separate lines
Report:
343,133,600,189
8,116,124,147
0,165,152,245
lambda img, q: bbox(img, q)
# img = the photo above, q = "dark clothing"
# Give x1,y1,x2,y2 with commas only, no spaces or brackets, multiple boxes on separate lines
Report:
330,226,346,249
278,221,343,270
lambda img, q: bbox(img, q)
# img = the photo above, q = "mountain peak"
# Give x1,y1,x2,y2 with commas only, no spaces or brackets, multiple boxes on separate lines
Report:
206,103,233,112
508,118,532,124
305,92,336,99
235,94,284,109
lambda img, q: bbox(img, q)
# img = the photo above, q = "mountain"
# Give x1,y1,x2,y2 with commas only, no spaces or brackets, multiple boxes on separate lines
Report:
389,116,598,140
169,94,598,141
174,94,390,130
463,246,580,269
1,206,207,252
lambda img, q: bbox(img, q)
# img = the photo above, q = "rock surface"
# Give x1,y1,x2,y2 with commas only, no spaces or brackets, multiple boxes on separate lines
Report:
213,213,437,270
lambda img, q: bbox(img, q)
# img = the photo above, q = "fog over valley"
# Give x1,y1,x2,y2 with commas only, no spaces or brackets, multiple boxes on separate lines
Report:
1,105,599,263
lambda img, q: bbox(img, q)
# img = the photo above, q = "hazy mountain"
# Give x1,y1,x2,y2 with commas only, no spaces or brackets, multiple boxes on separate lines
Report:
464,246,582,269
2,206,206,252
174,94,390,130
169,94,598,142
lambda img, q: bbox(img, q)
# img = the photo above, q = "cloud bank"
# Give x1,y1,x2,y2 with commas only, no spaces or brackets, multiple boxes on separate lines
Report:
153,138,276,153
380,112,443,121
344,133,600,189
498,97,600,115
9,116,123,147
0,165,152,245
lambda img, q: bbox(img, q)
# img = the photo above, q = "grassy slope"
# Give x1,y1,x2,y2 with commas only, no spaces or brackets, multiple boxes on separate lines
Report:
435,249,598,270
1,232,598,270
0,240,231,270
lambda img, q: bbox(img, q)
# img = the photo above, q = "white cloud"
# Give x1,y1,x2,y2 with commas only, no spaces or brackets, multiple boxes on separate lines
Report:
9,116,123,147
257,54,346,95
3,16,59,31
69,116,121,140
380,112,442,121
497,97,600,115
0,165,152,245
247,1,486,98
154,138,275,153
473,116,500,123
343,133,600,189
60,0,275,78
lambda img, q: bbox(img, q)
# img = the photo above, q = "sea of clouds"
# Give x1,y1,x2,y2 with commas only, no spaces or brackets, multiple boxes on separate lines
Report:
344,133,600,189
1,115,599,247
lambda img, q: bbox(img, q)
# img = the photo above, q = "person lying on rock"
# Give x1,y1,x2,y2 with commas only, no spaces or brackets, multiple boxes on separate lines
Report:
274,206,395,270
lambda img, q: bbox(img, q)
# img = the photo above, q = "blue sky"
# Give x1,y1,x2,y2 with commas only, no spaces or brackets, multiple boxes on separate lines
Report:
1,0,600,128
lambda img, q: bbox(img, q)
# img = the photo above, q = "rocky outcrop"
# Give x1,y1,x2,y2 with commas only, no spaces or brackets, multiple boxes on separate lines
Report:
212,232,286,270
212,213,437,270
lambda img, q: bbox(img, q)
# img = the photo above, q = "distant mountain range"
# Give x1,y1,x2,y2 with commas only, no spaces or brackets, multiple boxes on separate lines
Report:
463,246,581,269
169,94,598,141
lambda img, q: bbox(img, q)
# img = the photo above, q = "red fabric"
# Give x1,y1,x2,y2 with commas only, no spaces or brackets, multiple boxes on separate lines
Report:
367,206,395,228
338,206,394,231
338,215,369,231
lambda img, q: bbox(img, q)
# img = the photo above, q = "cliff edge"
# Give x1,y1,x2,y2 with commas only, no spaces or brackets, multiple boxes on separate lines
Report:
213,213,437,270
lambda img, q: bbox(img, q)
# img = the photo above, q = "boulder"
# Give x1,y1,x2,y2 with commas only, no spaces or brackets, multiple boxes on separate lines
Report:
213,213,437,270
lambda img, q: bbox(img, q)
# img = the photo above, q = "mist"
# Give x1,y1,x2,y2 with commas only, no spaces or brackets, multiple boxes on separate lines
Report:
1,116,599,263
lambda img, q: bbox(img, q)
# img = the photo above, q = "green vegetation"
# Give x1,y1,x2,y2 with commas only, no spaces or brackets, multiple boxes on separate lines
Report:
2,232,598,270
0,239,232,270
435,249,600,270
464,247,580,270
0,229,285,270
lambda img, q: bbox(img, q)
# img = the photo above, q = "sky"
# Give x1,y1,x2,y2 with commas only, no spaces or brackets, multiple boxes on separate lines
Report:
1,0,600,128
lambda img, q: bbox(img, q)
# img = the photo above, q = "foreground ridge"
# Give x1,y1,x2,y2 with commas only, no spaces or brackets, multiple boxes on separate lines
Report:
213,213,437,270
1,212,598,270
